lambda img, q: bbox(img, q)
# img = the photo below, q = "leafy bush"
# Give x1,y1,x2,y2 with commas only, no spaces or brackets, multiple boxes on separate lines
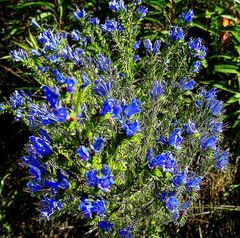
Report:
0,0,229,237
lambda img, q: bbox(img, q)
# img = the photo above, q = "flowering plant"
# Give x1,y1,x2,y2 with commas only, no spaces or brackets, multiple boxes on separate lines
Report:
1,1,229,237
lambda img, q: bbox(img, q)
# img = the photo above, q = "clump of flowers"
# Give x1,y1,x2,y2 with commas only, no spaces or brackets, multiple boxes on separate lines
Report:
1,1,229,237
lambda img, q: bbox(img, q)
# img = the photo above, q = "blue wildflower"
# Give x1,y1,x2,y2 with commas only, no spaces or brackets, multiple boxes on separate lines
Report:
53,107,68,122
200,135,217,150
52,69,66,84
81,74,91,89
118,227,133,238
100,19,124,33
92,199,107,216
185,176,202,191
214,149,229,170
71,30,81,41
91,137,105,153
144,39,153,53
207,99,223,116
146,148,155,169
29,136,52,157
125,98,141,117
99,220,114,232
136,6,148,17
180,9,194,23
150,81,164,100
11,49,28,61
209,119,222,134
85,170,98,186
32,49,41,56
169,128,183,149
100,98,122,119
169,27,184,41
157,135,168,145
90,17,100,25
166,196,179,212
191,61,201,73
132,40,141,50
97,54,112,72
77,146,90,161
109,0,126,12
27,182,42,193
65,78,76,94
73,8,86,20
180,78,195,91
44,171,70,191
183,119,198,135
172,171,187,188
10,90,27,108
155,152,175,173
153,40,160,54
42,86,59,108
93,78,112,97
79,198,93,218
188,38,207,59
122,119,140,136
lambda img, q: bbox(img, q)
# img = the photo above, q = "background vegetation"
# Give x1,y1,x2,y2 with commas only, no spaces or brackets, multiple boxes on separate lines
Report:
0,0,239,237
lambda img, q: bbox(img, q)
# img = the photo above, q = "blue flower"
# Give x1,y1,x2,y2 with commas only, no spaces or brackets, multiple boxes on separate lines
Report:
71,30,81,41
185,176,202,191
98,175,114,193
188,38,206,59
99,220,114,232
183,119,198,135
146,148,155,169
92,199,107,216
11,49,28,61
125,98,141,117
40,196,64,220
122,120,140,136
155,152,175,173
91,137,105,153
169,128,183,149
42,86,59,108
93,78,112,97
157,135,168,145
29,136,52,157
85,170,98,186
132,40,141,50
180,9,194,23
100,19,124,33
79,198,93,218
81,74,91,89
52,69,66,84
144,39,153,53
118,227,133,238
166,196,179,212
65,78,76,94
73,8,86,20
77,146,90,161
209,119,222,134
191,61,201,73
27,182,42,192
100,98,122,119
169,27,184,41
97,54,112,72
53,107,68,122
136,6,148,17
149,81,164,100
109,0,126,12
180,78,195,91
200,135,217,150
10,90,27,108
44,171,70,191
89,17,100,25
207,99,223,116
214,149,229,170
172,171,187,188
153,40,160,54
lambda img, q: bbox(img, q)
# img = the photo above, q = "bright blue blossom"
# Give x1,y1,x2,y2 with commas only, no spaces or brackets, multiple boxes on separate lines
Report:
200,135,217,150
125,98,141,117
91,137,105,153
85,170,98,186
29,136,52,157
169,128,183,149
77,146,90,161
209,119,222,134
207,99,223,116
81,74,91,89
132,40,141,50
42,86,59,108
91,199,107,216
27,182,42,193
79,198,94,218
191,61,201,73
10,90,27,108
183,119,198,135
11,49,28,61
155,152,175,173
180,78,195,91
73,9,86,20
136,6,148,17
153,40,160,54
93,78,112,97
180,9,194,23
169,27,184,41
185,176,202,191
118,227,133,238
100,19,124,33
97,54,112,72
166,196,179,212
146,148,155,169
172,171,187,188
65,78,76,94
71,30,81,41
99,220,114,232
150,81,164,100
89,17,100,25
52,69,66,84
109,0,126,12
188,38,207,59
144,39,153,53
214,149,229,170
122,120,140,136
100,98,122,119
